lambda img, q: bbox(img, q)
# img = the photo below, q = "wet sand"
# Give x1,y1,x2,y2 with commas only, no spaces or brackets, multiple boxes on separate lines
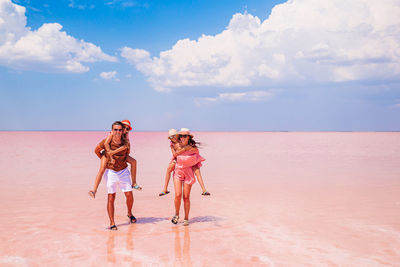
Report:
0,132,399,266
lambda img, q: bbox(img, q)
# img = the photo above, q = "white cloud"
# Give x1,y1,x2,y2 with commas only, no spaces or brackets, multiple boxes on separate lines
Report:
121,0,400,92
0,0,116,73
105,0,148,9
100,71,119,81
68,0,95,10
195,91,272,106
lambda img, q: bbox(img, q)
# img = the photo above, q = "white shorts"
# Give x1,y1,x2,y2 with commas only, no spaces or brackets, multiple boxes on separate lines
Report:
104,167,132,194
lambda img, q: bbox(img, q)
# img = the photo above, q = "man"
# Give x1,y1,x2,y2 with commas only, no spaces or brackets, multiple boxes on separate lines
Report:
94,121,136,230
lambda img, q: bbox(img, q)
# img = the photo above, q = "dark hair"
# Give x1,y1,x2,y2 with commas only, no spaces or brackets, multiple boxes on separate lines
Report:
111,121,127,144
179,135,201,148
112,121,124,129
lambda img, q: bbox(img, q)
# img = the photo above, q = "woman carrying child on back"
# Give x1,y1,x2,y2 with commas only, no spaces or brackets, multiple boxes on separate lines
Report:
170,128,208,226
159,128,210,197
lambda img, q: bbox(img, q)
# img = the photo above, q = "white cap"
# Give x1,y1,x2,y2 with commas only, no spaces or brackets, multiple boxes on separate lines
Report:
168,128,177,138
178,128,193,137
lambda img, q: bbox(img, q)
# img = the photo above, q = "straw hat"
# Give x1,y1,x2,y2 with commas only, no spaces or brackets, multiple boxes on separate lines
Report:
121,120,133,131
178,128,193,137
168,128,177,138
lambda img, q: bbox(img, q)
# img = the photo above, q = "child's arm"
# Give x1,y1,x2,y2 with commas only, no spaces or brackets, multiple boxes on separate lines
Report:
105,133,128,157
173,145,198,158
108,144,128,156
103,133,115,164
104,133,112,155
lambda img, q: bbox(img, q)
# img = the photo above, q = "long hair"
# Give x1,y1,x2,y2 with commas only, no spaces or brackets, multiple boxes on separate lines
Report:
180,135,201,148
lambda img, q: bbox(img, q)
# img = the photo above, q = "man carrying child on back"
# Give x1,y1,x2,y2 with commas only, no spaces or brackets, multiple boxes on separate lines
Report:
91,121,137,230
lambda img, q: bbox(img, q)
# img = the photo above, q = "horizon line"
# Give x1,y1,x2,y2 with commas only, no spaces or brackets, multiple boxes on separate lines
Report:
0,130,399,133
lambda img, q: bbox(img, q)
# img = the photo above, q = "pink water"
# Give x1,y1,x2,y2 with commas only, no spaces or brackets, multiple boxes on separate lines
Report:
0,132,399,266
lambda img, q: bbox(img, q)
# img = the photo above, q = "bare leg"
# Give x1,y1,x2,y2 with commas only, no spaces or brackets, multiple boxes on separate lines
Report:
183,183,192,220
124,191,134,217
193,168,209,195
127,156,140,190
107,193,116,226
90,156,108,198
174,178,183,217
161,162,175,194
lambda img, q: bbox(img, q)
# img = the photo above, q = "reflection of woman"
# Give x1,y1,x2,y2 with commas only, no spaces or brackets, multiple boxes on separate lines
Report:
174,227,191,266
171,128,205,226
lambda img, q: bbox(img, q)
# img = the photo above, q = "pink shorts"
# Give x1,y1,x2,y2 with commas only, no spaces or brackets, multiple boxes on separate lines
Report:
173,151,205,185
174,167,196,185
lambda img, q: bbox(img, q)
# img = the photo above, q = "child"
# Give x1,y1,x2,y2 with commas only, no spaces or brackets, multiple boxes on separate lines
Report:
89,120,141,198
159,128,210,196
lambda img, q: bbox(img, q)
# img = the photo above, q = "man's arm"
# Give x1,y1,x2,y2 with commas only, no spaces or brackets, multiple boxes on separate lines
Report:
94,144,103,159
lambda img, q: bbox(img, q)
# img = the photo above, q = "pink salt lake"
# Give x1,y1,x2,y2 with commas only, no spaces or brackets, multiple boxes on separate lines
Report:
0,132,399,266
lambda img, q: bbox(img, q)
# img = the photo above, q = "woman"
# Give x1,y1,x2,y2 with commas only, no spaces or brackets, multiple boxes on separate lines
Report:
160,129,210,196
171,128,205,226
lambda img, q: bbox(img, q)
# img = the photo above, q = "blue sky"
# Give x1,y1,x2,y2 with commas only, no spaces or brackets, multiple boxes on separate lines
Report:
1,0,400,131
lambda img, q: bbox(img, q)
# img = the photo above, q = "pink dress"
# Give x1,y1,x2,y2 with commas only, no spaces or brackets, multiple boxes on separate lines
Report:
173,150,205,185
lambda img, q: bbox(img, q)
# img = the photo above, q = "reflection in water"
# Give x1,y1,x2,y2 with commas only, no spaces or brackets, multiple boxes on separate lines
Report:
125,223,135,262
107,231,116,263
106,224,137,264
174,227,192,267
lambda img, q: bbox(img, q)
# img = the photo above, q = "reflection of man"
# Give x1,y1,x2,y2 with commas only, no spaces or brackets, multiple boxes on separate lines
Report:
94,121,136,230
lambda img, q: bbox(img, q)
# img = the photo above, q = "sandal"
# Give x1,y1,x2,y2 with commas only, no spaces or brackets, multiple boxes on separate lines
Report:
88,190,96,198
159,191,170,196
109,225,118,230
183,220,189,226
127,215,136,223
201,191,211,196
171,215,179,224
132,184,142,191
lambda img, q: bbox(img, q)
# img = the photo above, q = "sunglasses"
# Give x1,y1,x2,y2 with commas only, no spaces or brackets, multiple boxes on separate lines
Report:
113,128,123,132
180,134,189,138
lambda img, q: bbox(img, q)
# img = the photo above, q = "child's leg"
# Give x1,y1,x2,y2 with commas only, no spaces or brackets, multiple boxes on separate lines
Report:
162,161,176,193
127,156,139,189
193,167,210,195
90,156,108,198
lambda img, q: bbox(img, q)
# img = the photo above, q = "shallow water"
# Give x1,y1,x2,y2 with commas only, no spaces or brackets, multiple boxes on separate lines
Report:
0,132,399,266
